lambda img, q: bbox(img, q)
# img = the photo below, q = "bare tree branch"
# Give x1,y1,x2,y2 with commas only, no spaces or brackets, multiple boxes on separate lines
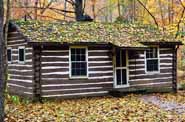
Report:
12,6,75,14
136,0,159,28
40,0,53,14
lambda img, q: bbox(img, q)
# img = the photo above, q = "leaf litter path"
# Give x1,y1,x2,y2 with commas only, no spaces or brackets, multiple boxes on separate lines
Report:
140,95,185,114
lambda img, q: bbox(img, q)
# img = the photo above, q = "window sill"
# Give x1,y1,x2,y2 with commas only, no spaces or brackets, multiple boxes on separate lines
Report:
145,71,160,74
69,76,88,80
114,84,130,89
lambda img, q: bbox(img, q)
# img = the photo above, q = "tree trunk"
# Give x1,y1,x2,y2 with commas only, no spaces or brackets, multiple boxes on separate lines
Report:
132,0,136,22
0,0,4,121
75,0,84,21
117,0,121,17
64,0,67,20
24,0,29,20
4,0,10,95
92,0,96,19
34,0,38,20
158,0,165,29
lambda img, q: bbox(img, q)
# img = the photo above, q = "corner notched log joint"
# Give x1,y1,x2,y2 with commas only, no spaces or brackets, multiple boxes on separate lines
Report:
172,46,178,92
33,46,42,102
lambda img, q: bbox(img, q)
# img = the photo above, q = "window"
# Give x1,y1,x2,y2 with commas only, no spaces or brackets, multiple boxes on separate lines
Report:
18,47,25,63
70,47,87,78
145,47,159,72
7,48,12,63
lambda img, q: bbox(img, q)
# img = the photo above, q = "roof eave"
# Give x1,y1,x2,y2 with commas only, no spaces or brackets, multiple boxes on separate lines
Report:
141,41,183,45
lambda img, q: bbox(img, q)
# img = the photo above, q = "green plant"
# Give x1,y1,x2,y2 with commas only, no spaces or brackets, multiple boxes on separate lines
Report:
8,95,31,105
11,96,20,104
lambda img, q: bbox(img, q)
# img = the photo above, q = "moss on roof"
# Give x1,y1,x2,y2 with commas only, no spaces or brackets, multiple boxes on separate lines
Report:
14,20,181,47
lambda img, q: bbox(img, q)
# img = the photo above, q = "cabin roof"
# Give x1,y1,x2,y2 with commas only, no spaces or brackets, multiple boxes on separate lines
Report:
12,20,182,47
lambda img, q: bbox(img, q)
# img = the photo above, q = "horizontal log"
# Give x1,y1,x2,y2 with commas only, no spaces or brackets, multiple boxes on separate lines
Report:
41,58,69,62
129,78,172,85
88,46,111,50
160,65,172,68
42,46,69,50
8,85,33,93
8,43,27,47
42,91,109,98
8,88,33,98
41,87,112,96
129,61,145,65
160,59,172,63
129,68,172,75
160,55,173,58
41,68,68,73
7,40,26,45
131,82,172,88
8,80,33,87
88,62,112,66
10,75,33,81
41,63,69,67
8,32,21,37
88,58,112,61
89,72,113,77
88,52,110,56
129,73,172,80
25,55,33,59
42,83,113,90
8,36,23,41
41,78,113,85
160,50,173,54
41,74,69,79
128,65,144,69
41,51,69,56
89,67,113,71
88,50,110,53
8,70,33,76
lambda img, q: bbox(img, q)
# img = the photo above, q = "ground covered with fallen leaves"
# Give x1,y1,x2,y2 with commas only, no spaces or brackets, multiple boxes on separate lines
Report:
5,93,185,122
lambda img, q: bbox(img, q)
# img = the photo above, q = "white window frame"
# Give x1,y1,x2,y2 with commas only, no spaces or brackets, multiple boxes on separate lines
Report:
18,46,25,64
69,46,88,79
114,49,129,88
145,47,160,74
7,47,12,64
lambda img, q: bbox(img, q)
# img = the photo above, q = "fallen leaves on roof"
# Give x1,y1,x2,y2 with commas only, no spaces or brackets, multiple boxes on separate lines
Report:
14,20,181,47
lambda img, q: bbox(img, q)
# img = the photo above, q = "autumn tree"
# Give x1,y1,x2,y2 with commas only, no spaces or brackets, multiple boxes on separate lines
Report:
0,0,4,121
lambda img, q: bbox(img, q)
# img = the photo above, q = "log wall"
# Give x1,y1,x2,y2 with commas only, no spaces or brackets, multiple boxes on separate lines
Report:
128,47,174,90
7,31,34,98
40,45,114,98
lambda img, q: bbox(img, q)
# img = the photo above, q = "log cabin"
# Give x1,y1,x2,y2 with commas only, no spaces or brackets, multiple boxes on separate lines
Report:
7,20,182,100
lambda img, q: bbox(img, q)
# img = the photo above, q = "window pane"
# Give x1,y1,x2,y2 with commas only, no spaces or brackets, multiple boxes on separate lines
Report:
146,48,158,59
147,59,158,72
71,48,86,61
71,48,76,55
71,62,87,76
7,49,12,62
116,69,121,85
71,54,75,61
146,48,152,58
116,49,121,67
122,69,127,85
121,50,126,67
19,48,25,62
71,48,87,77
80,48,86,54
153,48,158,58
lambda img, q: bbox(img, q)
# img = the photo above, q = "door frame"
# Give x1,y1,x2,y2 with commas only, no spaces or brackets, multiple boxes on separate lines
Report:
113,49,129,88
